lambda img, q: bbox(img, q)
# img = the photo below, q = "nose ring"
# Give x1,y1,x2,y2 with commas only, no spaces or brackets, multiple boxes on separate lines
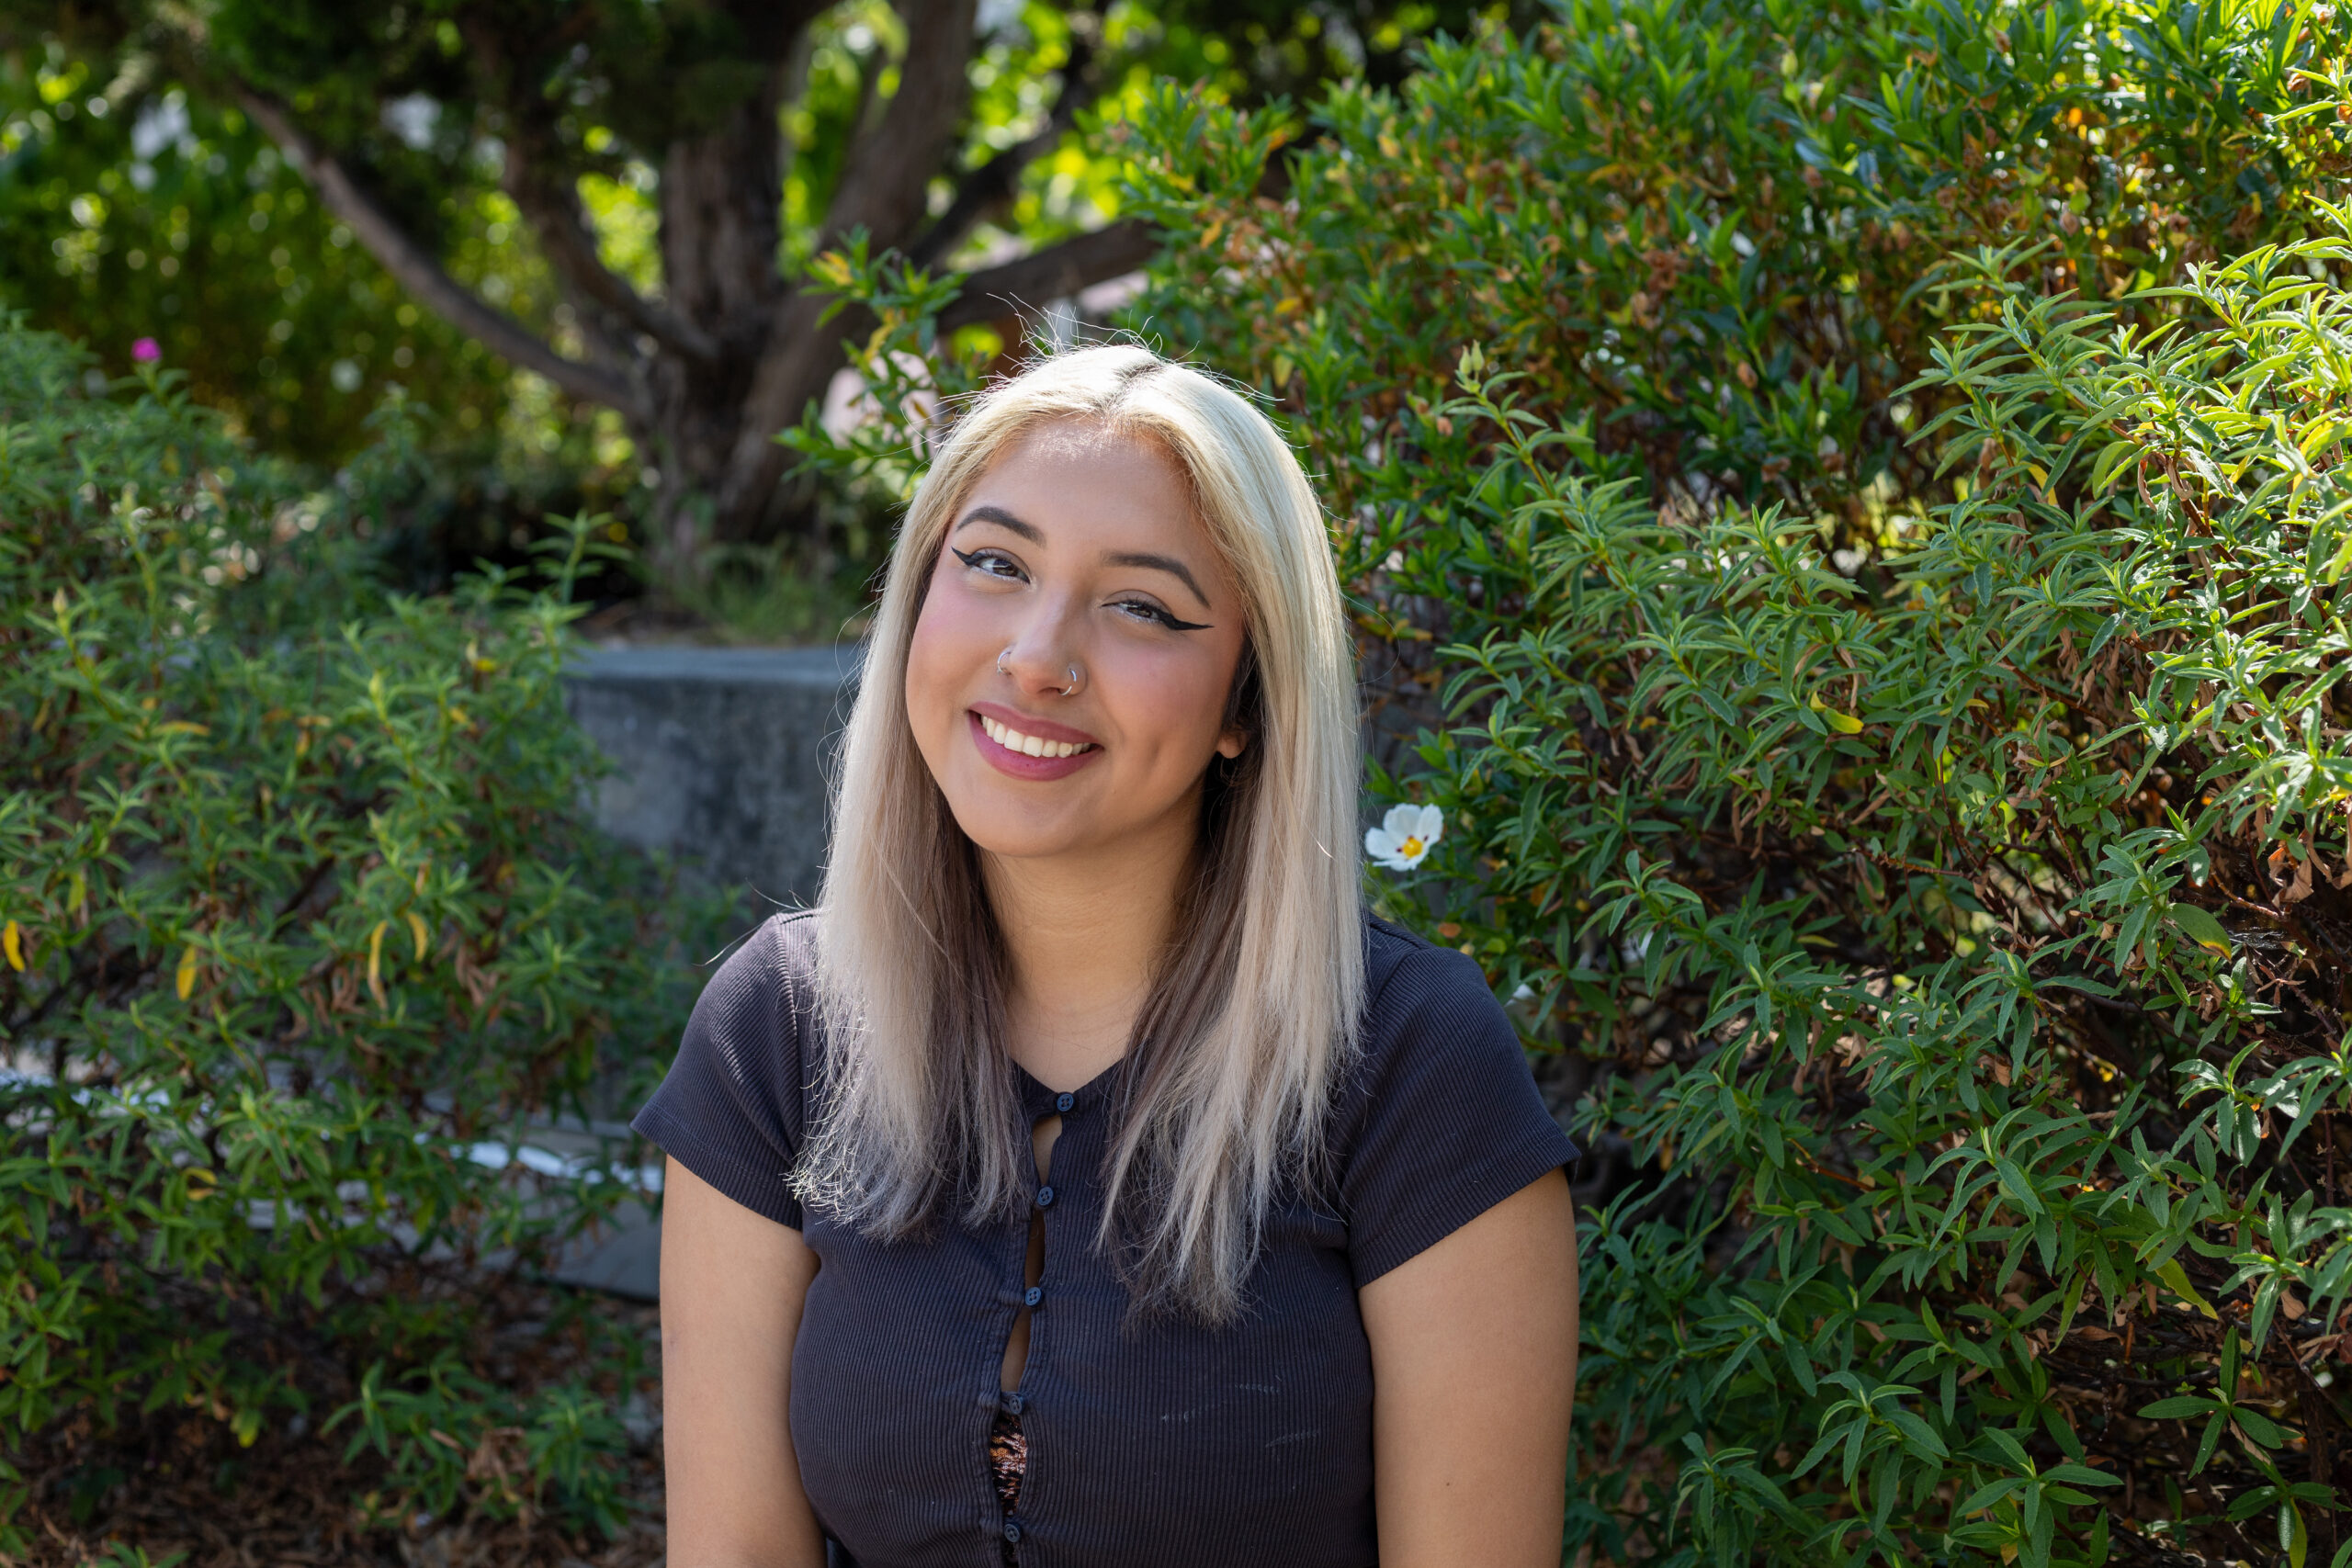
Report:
1001,645,1081,698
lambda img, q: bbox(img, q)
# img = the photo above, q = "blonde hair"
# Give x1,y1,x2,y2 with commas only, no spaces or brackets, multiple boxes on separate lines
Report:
796,344,1363,1321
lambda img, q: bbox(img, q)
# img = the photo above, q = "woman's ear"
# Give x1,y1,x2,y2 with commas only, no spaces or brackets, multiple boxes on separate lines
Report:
1216,641,1260,763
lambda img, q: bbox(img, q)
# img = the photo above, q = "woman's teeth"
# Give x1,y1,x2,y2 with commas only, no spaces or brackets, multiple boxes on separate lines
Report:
979,714,1094,759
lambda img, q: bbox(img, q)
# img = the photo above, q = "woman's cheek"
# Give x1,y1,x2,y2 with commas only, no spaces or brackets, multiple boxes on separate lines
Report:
906,577,990,740
1104,644,1232,771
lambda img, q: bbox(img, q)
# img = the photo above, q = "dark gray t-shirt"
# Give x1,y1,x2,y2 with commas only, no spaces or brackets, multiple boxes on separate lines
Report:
634,909,1576,1568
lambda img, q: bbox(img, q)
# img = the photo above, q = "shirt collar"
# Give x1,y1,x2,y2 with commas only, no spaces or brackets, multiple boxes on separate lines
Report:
1012,1054,1128,1116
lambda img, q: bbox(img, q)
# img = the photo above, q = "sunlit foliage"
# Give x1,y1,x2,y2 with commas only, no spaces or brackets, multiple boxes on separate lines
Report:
0,327,721,1542
808,0,2352,1560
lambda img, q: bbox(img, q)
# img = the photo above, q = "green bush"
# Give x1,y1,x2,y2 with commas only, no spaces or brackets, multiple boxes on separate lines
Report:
0,323,709,1543
807,1,2352,1562
1111,0,2343,548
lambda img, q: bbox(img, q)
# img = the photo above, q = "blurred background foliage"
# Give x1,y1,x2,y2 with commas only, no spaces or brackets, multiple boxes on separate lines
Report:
20,0,2352,1559
0,0,1529,635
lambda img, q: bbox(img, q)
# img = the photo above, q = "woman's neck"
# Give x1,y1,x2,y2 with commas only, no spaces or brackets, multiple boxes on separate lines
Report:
983,807,1196,1093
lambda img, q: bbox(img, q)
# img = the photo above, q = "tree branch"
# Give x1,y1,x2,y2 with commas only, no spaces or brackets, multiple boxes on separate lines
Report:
707,218,1160,532
504,161,722,363
235,86,644,419
457,17,724,366
700,0,980,531
820,0,980,254
907,28,1101,272
933,218,1159,333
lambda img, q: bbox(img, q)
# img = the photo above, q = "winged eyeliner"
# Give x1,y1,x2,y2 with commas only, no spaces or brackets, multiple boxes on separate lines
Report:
950,546,1215,632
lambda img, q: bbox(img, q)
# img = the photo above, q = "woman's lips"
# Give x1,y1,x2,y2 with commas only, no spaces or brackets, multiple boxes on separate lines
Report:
968,708,1103,781
968,701,1100,746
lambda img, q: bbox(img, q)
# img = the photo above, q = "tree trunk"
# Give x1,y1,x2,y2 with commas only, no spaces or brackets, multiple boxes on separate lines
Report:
700,0,979,557
237,0,1156,592
644,65,789,581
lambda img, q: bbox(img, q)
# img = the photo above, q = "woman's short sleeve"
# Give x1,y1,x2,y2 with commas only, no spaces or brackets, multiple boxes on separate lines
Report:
631,913,814,1230
1340,938,1578,1287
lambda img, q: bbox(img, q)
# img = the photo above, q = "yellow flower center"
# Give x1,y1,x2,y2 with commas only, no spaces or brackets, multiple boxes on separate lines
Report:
1398,836,1424,857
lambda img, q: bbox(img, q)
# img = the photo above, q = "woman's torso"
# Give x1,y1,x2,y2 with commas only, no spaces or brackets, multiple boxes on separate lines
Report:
633,910,1577,1568
792,1056,1376,1568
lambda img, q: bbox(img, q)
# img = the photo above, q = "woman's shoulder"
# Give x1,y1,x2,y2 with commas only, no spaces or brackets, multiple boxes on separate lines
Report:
1359,910,1503,1027
628,910,824,1229
1334,910,1576,1284
1344,908,1532,1102
669,909,825,1097
705,908,822,1010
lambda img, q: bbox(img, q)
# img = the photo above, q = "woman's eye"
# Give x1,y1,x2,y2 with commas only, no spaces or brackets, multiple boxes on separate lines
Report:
951,547,1023,581
1111,597,1212,632
1111,597,1176,626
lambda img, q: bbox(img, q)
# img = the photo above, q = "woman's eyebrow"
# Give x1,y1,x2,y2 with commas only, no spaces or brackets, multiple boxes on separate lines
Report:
953,504,1041,542
1106,550,1211,610
956,503,1213,610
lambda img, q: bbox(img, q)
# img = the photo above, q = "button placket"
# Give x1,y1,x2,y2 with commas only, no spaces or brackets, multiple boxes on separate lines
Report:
998,1078,1077,1560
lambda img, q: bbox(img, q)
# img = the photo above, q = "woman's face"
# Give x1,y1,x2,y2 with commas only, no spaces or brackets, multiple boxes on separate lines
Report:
905,420,1250,865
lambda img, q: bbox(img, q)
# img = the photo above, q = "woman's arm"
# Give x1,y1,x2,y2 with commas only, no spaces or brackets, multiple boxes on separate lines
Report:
659,1156,827,1568
1360,1168,1579,1568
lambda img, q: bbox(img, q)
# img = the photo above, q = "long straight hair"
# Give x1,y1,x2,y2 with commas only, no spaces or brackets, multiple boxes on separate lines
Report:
794,344,1363,1321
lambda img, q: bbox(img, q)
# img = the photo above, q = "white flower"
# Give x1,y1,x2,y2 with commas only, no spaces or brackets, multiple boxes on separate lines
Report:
1365,803,1443,871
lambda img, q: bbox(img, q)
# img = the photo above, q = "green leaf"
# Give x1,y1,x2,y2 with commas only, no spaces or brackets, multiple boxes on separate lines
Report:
2194,1412,2229,1476
1808,690,1865,733
2169,902,2232,954
2236,1406,2290,1449
1886,1408,1949,1458
2154,1259,2221,1319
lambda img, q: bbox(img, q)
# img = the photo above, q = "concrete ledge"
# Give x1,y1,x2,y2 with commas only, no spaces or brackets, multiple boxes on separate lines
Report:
564,643,864,910
571,643,865,687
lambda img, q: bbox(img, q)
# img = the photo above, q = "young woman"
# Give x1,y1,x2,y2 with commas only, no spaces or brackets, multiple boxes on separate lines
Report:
636,345,1580,1568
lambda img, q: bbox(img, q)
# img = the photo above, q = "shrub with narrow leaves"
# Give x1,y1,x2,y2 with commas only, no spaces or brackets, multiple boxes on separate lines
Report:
0,326,711,1543
799,0,2352,1561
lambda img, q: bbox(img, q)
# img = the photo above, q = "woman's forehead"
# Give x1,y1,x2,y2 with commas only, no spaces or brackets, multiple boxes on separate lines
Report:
963,423,1199,533
989,417,1176,478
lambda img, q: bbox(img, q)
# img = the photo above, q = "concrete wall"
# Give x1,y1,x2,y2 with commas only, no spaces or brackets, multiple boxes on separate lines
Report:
563,643,864,910
555,644,861,1297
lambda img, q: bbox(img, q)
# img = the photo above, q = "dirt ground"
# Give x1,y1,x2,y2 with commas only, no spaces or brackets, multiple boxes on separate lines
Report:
7,1450,667,1568
3,1305,671,1568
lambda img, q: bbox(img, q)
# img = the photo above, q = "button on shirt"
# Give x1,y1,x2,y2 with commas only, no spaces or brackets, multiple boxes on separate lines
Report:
635,911,1577,1568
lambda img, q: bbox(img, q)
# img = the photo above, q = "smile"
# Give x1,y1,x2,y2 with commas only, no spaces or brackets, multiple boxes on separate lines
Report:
967,705,1103,782
978,713,1096,758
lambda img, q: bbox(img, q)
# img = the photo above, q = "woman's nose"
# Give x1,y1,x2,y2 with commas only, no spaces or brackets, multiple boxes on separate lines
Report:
996,619,1084,699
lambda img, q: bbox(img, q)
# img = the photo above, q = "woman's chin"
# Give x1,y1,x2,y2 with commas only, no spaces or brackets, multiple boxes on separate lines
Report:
963,827,1099,865
944,782,1094,860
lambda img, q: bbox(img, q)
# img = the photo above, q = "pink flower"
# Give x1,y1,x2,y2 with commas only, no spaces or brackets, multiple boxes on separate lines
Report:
131,337,161,363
